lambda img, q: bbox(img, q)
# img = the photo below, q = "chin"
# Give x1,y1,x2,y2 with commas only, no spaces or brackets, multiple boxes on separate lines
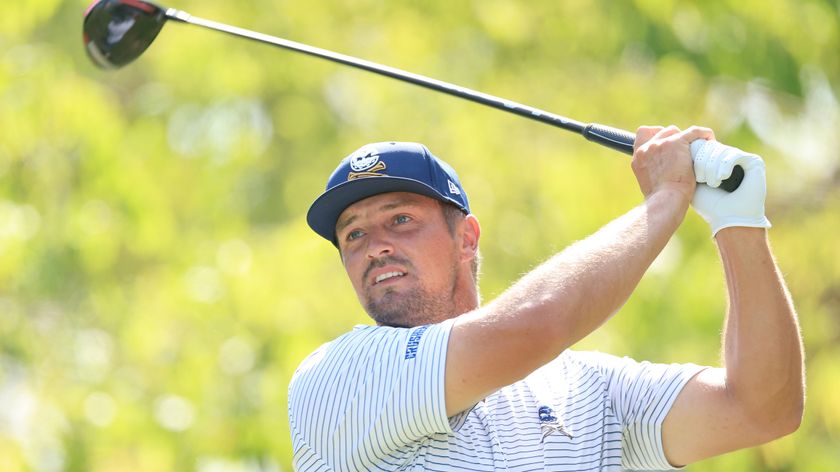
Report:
366,304,429,328
364,285,452,328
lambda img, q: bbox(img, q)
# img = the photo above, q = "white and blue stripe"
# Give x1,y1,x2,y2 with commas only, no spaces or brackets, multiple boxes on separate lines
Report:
289,321,703,471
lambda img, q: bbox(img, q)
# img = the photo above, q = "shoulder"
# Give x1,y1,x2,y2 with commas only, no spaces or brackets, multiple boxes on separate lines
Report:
518,349,619,396
288,322,455,400
288,322,456,467
289,325,401,386
538,350,700,400
546,349,625,380
562,349,660,379
287,326,409,441
562,349,625,367
562,349,703,385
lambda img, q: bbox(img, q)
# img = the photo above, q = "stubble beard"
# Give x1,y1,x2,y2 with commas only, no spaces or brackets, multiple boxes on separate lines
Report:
365,259,461,328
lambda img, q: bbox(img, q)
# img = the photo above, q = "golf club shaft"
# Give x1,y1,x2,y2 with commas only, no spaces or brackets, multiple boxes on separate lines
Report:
162,6,744,192
164,8,636,155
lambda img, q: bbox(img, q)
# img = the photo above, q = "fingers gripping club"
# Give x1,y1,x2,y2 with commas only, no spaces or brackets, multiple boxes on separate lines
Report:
690,140,770,235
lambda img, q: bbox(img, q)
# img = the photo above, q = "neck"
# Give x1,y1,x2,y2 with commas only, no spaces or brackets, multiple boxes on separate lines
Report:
373,282,480,328
437,277,480,324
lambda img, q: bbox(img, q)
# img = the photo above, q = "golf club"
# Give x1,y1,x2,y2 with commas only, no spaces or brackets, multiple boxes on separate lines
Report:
83,0,744,192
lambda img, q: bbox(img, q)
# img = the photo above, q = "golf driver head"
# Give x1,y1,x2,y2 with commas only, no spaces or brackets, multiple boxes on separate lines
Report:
83,0,168,68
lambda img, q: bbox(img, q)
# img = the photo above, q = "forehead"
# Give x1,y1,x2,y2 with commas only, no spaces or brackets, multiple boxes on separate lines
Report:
337,192,439,225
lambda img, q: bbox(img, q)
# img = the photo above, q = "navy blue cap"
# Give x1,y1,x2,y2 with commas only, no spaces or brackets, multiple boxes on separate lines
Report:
307,142,470,244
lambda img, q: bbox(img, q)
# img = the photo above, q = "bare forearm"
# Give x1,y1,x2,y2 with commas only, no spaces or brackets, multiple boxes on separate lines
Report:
484,189,687,361
717,227,804,429
447,189,689,415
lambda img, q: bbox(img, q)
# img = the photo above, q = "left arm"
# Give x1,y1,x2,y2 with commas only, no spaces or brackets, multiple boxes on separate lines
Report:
661,227,805,465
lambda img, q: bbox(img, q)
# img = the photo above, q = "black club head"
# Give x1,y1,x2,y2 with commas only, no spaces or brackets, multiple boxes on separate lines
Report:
83,0,168,68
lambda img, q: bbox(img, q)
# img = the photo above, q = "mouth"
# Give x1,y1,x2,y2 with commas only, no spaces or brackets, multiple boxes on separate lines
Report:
373,271,406,285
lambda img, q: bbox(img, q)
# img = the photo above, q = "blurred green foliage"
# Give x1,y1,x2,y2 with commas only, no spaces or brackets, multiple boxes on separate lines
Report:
1,0,838,470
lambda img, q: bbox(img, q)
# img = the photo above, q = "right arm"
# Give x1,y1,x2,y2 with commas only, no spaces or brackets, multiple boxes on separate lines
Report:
444,126,713,416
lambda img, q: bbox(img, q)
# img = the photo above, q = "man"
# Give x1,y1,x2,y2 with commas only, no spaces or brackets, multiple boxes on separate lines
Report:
288,126,804,471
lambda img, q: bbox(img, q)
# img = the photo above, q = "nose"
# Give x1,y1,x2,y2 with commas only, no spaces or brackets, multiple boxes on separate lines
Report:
365,226,394,259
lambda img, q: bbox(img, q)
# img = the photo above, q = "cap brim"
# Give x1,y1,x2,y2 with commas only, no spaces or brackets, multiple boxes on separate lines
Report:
306,176,462,245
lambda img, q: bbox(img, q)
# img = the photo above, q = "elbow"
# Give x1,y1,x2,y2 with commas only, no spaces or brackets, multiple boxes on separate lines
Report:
777,395,805,437
741,406,802,446
749,389,805,442
777,377,806,437
732,377,805,443
767,408,803,443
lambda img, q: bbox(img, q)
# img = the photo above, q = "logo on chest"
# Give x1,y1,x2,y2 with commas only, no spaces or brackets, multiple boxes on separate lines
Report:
538,405,573,442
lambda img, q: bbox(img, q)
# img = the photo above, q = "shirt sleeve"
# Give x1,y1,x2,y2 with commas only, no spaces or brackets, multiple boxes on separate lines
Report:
580,351,705,471
288,319,455,471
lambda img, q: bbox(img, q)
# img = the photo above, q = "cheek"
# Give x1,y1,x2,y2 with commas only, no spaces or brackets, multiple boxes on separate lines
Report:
341,253,366,291
413,237,459,280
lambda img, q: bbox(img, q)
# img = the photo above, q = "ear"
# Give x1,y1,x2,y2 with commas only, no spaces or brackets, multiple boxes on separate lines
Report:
459,214,481,263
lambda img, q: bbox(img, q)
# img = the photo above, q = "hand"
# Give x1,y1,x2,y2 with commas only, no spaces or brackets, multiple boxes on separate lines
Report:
691,140,772,236
632,126,715,203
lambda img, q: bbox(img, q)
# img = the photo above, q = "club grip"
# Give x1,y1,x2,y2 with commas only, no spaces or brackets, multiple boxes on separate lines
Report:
719,166,744,192
582,123,635,155
582,123,743,192
689,140,745,192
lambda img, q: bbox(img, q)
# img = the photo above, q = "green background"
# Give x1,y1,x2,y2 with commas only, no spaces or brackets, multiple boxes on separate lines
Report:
2,0,838,470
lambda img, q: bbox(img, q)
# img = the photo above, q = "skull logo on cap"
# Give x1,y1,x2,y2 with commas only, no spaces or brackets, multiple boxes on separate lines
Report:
350,146,380,172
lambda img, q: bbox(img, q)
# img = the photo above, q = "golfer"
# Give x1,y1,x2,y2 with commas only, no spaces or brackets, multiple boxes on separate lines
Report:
288,126,804,471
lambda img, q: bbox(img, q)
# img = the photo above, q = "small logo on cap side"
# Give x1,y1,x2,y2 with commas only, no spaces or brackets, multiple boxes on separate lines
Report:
448,179,461,195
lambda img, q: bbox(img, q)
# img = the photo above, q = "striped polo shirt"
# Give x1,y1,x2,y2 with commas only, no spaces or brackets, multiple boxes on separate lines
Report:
288,319,704,471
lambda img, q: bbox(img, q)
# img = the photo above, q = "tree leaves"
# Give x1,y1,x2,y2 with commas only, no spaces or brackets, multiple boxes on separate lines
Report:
1,0,837,469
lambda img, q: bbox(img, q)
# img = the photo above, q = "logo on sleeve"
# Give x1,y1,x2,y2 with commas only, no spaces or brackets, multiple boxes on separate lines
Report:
404,325,430,360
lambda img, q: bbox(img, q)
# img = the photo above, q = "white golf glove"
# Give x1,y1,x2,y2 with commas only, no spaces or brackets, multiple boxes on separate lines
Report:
690,140,772,236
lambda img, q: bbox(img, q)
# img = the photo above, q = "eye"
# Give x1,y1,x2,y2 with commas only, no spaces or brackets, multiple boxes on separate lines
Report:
346,229,365,241
394,214,412,225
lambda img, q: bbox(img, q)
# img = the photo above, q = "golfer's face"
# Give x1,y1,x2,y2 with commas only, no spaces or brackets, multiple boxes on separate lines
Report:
335,192,460,323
